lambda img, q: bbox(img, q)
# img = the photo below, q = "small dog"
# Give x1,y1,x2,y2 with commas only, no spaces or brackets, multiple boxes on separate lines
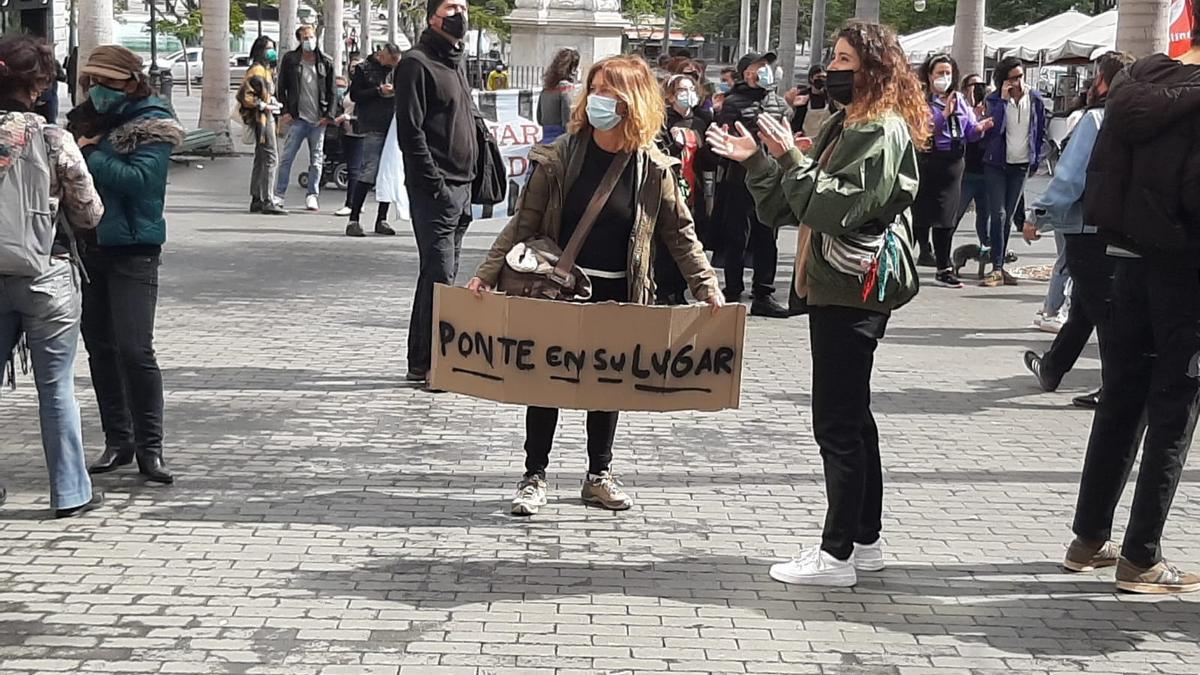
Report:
952,244,990,280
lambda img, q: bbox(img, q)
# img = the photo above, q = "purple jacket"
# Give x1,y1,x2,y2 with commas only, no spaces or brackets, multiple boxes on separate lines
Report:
928,92,982,153
981,89,1049,168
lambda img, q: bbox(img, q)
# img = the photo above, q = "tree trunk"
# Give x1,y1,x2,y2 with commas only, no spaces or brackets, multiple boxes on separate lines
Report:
360,0,372,52
324,0,345,77
738,0,751,57
951,0,985,80
757,0,772,53
199,0,233,152
77,0,115,101
388,0,399,44
279,0,299,52
778,0,799,91
854,0,880,22
1116,0,1170,57
810,0,827,65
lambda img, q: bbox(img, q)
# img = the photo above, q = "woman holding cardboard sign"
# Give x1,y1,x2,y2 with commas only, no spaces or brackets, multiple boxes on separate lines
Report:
469,55,722,517
709,21,925,587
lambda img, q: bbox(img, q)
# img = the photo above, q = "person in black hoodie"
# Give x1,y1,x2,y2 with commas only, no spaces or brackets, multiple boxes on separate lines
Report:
1065,32,1200,594
395,0,480,384
714,51,789,318
343,43,402,237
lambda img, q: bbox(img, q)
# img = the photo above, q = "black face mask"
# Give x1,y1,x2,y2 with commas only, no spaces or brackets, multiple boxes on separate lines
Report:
825,69,856,106
440,13,468,40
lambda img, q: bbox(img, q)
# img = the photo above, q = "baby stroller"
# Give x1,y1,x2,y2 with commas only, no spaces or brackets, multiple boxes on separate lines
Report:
298,124,350,191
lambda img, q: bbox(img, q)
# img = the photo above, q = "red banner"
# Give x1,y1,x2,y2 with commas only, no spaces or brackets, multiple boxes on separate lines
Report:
1170,0,1195,58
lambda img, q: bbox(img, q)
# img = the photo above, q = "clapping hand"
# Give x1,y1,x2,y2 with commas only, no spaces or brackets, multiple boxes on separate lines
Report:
707,122,759,162
757,114,796,159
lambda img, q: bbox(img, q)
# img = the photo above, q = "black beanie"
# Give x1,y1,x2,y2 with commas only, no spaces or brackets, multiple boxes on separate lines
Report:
427,0,442,18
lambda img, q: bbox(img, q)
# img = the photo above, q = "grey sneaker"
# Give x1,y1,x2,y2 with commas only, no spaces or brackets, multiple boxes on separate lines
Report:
1063,537,1119,572
1116,558,1200,594
511,476,547,516
581,472,632,510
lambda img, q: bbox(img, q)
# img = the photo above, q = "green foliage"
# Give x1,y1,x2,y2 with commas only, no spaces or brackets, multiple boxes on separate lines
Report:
156,8,204,47
470,0,513,39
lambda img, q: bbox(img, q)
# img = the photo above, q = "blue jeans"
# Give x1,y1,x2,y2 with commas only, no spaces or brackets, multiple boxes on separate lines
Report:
0,260,93,510
274,118,325,199
956,172,990,248
984,163,1029,269
1043,230,1070,316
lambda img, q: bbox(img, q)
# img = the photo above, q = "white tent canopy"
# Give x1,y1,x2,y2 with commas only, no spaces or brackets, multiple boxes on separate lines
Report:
1044,10,1118,63
900,25,1007,64
991,9,1099,61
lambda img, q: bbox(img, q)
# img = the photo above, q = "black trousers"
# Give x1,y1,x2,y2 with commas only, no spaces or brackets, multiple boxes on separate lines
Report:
810,304,889,560
79,248,165,458
406,182,472,374
1072,257,1200,567
721,180,778,299
653,236,687,304
524,279,626,478
914,152,965,268
1041,235,1114,382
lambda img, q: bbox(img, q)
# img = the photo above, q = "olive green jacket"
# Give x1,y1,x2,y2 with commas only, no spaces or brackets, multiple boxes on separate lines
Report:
744,110,920,315
476,131,720,305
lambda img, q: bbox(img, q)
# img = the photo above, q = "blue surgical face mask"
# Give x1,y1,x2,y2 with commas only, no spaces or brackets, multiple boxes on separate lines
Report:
265,48,278,63
676,89,699,110
302,38,317,52
89,83,127,114
756,65,775,89
717,82,731,94
586,94,622,131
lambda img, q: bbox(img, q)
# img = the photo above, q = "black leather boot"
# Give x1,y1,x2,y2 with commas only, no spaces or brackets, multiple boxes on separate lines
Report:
89,447,134,475
137,452,175,485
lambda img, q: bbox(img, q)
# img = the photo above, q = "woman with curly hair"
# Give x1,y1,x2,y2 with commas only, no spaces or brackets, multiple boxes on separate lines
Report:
469,55,722,517
710,21,928,587
537,48,580,145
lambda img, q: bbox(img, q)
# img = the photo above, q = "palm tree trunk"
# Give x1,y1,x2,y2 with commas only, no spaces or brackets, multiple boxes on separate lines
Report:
855,0,880,22
77,0,114,100
1116,0,1170,57
360,0,372,53
810,0,827,64
388,0,399,44
951,0,985,79
279,0,299,52
199,0,233,153
757,0,773,53
778,0,799,91
324,0,345,77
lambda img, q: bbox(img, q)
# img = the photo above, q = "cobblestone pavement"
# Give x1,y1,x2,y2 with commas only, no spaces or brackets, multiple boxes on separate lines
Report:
1,157,1197,675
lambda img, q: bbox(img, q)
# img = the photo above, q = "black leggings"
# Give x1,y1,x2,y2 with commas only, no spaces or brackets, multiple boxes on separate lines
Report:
347,180,390,223
914,151,965,270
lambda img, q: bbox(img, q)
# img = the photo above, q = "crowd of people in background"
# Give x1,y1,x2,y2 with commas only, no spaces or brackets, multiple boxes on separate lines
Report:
2,0,1200,597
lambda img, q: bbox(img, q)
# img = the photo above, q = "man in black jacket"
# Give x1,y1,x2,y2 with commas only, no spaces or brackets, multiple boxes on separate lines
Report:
714,51,790,318
395,0,479,383
343,42,402,237
274,25,336,212
1065,31,1200,594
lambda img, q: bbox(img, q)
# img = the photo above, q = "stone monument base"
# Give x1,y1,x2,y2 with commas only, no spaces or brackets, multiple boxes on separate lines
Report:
507,6,627,73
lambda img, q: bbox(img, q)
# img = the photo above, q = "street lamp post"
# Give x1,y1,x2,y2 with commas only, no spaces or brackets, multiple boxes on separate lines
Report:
258,0,264,36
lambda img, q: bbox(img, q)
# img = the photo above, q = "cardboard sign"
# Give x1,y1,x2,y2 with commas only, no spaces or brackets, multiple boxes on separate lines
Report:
430,285,747,412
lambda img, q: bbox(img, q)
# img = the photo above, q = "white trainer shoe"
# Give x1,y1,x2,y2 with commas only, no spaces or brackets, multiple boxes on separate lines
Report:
852,540,885,572
333,205,352,217
305,194,319,211
769,547,857,587
511,476,547,516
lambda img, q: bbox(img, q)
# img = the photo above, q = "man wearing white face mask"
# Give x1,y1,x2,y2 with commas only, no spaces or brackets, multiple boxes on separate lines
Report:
275,25,337,212
712,51,791,318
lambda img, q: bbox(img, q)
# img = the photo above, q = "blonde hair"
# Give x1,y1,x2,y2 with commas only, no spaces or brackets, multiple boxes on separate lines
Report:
568,55,665,153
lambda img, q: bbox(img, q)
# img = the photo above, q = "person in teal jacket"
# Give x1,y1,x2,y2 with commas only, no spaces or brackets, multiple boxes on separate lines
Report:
710,21,927,588
69,45,183,485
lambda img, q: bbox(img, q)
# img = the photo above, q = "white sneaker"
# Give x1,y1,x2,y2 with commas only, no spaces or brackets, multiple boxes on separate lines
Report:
769,547,857,587
852,540,885,572
333,205,352,217
1039,313,1065,334
511,476,547,516
305,194,319,212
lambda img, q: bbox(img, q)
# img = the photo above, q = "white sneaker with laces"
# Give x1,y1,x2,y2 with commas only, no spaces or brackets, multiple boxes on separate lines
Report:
305,194,319,211
1039,313,1065,334
769,547,857,587
333,205,352,217
511,476,547,516
852,540,885,572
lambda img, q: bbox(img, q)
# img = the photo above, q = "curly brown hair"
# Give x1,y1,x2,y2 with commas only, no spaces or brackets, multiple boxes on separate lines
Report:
543,48,579,91
836,21,931,150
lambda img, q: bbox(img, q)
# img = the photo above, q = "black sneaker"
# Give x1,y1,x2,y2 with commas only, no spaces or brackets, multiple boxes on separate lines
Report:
1005,251,1018,264
262,203,288,216
1073,390,1102,409
935,269,964,288
917,251,937,268
750,295,790,319
346,221,366,237
54,492,104,519
405,369,428,384
0,484,6,507
249,200,263,213
1023,350,1061,393
723,288,744,304
374,222,396,236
